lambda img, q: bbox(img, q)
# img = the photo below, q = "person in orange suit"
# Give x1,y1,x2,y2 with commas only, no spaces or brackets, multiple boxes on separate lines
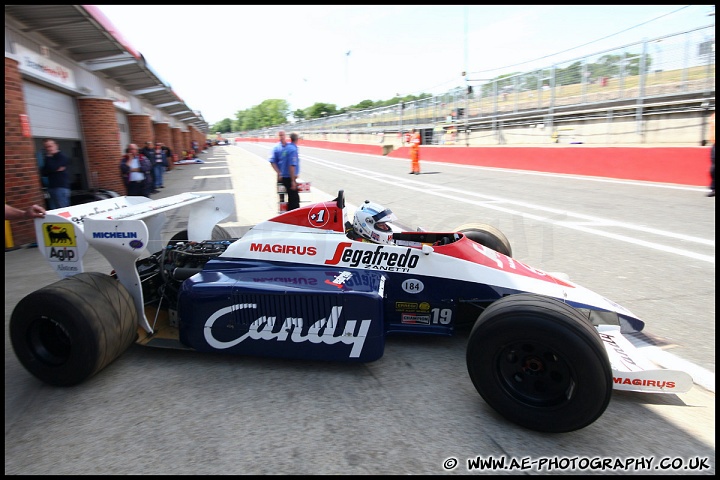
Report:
408,128,421,175
708,112,715,197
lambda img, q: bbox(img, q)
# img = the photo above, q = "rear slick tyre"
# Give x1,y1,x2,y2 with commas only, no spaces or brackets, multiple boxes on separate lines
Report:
466,293,612,433
454,223,512,257
10,272,138,386
168,225,234,245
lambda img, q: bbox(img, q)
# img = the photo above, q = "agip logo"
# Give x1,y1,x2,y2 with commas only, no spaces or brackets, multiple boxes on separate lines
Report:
43,223,77,247
42,223,78,263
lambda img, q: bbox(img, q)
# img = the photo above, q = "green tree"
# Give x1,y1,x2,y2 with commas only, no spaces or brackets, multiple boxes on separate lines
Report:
352,99,376,110
305,102,339,119
558,61,583,86
234,99,290,130
211,118,233,133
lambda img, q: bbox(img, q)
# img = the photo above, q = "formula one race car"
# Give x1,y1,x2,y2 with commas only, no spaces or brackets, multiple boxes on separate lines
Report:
10,190,693,433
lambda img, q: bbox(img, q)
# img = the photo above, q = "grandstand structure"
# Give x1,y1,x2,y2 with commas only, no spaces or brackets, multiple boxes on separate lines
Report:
244,25,715,147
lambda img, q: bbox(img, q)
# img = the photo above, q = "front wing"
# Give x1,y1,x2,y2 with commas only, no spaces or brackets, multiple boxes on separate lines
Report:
598,325,693,393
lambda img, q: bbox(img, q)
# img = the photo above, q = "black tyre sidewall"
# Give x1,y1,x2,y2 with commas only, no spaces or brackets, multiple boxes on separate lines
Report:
10,273,137,386
466,294,612,432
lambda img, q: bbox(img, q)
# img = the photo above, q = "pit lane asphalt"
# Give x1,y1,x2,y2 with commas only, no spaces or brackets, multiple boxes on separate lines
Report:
5,144,715,475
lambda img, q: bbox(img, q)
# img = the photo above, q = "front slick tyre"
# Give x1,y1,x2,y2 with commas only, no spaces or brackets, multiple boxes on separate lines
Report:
10,272,138,387
466,293,612,433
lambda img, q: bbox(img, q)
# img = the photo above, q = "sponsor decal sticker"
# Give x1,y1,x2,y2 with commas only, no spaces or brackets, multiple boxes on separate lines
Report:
401,279,424,294
612,376,676,389
325,243,419,272
325,271,353,289
42,223,79,263
250,243,317,255
43,223,76,247
91,231,138,239
204,305,370,358
307,205,331,228
401,313,431,325
599,332,638,370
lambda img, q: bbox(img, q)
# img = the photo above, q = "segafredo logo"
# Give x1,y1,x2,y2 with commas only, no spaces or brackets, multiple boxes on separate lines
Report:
250,243,317,255
204,304,370,357
325,242,419,272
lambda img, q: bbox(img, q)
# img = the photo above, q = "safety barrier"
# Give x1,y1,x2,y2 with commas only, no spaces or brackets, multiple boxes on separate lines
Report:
234,138,710,186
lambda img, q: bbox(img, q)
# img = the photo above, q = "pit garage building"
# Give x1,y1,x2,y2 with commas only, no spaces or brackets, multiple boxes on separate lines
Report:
5,5,210,246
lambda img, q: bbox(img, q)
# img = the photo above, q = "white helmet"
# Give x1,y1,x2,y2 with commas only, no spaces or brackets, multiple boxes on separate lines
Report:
353,201,397,245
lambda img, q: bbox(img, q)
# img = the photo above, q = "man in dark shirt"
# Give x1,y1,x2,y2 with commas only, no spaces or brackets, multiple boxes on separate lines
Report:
41,139,71,209
160,143,173,171
140,141,156,191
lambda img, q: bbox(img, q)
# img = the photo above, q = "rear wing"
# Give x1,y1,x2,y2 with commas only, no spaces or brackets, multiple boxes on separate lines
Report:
34,192,235,333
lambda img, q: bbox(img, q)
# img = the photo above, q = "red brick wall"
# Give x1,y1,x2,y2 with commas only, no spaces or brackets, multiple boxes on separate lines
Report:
128,114,153,150
77,97,124,193
189,126,198,151
153,122,171,151
4,57,47,246
171,127,183,158
182,131,190,154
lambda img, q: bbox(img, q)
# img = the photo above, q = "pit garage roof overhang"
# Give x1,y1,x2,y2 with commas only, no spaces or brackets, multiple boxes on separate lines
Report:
5,5,208,132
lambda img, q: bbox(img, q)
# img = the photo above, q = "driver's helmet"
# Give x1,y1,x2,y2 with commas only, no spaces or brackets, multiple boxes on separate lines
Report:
353,200,397,245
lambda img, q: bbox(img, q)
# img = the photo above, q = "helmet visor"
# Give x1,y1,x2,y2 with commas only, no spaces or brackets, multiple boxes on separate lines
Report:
371,208,395,224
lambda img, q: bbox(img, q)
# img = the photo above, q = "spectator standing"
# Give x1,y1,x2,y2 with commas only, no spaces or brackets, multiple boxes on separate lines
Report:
140,141,156,191
120,144,153,196
41,139,71,209
269,130,289,206
160,143,173,171
408,128,421,175
708,112,715,197
5,203,46,221
283,132,301,210
140,141,154,158
150,142,168,190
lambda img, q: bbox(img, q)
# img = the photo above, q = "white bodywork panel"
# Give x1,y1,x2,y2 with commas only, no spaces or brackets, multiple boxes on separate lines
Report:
34,193,235,332
598,325,693,393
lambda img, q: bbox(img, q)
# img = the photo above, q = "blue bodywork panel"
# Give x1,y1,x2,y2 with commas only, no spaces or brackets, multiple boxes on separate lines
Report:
178,264,386,362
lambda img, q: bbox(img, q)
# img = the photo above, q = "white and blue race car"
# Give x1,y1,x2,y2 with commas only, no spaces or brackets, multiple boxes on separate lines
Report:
10,190,692,433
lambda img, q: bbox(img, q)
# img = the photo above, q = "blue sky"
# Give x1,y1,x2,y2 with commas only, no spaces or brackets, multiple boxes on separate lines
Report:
95,5,715,124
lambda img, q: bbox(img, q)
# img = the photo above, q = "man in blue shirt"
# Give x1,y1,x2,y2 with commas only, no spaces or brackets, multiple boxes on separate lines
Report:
269,130,301,210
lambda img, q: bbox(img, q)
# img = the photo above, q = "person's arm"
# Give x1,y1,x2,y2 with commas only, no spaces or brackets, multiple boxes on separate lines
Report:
58,152,69,171
120,155,131,174
5,203,46,220
139,156,152,173
269,148,282,179
42,154,64,175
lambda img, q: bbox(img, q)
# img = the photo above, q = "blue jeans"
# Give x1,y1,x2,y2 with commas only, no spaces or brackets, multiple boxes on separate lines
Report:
153,164,164,188
47,187,71,209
